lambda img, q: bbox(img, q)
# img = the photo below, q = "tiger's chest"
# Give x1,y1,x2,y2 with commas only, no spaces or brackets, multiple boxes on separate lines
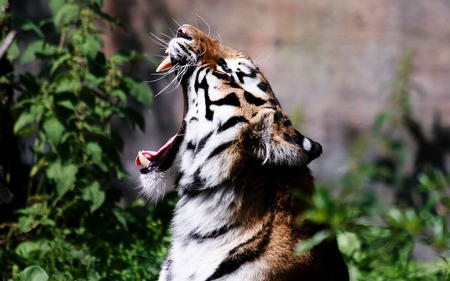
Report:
162,185,270,281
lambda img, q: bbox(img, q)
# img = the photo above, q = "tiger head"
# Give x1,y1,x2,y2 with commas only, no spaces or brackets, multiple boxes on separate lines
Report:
136,25,322,200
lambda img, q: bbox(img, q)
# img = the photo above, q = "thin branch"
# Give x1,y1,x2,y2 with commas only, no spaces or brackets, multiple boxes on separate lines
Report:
0,30,16,59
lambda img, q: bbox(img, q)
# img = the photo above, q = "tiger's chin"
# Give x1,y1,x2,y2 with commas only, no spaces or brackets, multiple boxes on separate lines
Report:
138,166,174,203
135,133,184,202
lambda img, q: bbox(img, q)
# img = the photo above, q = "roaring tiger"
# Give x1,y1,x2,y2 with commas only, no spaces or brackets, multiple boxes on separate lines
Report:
135,24,349,281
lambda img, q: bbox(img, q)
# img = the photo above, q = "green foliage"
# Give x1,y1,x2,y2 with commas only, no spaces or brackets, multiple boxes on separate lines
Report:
297,53,450,280
0,1,172,280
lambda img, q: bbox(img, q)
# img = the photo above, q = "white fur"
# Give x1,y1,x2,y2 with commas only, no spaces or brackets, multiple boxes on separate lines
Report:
139,169,169,202
167,185,265,281
227,59,268,99
303,138,312,152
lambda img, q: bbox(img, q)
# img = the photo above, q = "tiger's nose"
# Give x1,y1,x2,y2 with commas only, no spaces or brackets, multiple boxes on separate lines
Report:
177,25,188,36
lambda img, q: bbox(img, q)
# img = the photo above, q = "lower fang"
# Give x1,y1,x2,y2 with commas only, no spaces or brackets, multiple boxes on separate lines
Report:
138,151,151,167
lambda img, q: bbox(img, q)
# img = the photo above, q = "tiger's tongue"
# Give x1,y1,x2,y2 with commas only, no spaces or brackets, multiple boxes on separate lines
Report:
135,135,177,167
156,56,172,72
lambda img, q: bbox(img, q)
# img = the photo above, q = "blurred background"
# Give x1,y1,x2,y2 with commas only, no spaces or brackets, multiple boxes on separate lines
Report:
1,0,450,279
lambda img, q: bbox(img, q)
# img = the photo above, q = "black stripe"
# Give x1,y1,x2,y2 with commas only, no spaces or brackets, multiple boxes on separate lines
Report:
163,259,173,281
195,68,213,120
206,212,274,281
274,111,283,121
173,171,184,187
228,79,241,89
218,116,249,132
189,116,198,123
244,91,266,106
257,82,268,92
186,141,195,150
178,44,190,55
207,141,234,160
189,223,240,242
195,131,214,155
283,131,304,147
177,170,206,199
268,99,279,106
236,67,257,83
179,188,202,201
217,58,232,74
194,67,209,92
283,119,292,127
212,70,229,80
211,92,240,107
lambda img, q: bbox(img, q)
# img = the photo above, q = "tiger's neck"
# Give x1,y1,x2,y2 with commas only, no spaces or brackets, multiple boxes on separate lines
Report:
174,67,246,192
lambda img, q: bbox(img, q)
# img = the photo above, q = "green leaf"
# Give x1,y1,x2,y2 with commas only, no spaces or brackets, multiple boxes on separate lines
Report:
43,117,65,146
0,75,9,84
46,160,78,197
7,38,20,61
19,41,57,65
14,16,45,38
81,181,105,213
14,266,48,281
112,208,129,231
374,111,393,132
86,142,108,171
0,0,8,9
49,0,65,16
13,112,35,134
15,241,50,259
125,78,153,107
54,74,82,93
110,89,127,104
54,4,78,28
17,216,34,233
85,71,104,87
81,36,102,59
337,232,361,257
110,52,132,65
295,230,331,255
49,53,71,76
57,99,77,111
86,142,102,164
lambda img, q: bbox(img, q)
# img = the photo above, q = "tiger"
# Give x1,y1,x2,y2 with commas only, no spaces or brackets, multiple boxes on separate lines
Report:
135,24,349,281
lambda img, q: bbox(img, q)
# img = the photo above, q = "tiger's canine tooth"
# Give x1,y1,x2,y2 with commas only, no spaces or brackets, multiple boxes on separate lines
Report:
138,151,150,167
156,56,172,72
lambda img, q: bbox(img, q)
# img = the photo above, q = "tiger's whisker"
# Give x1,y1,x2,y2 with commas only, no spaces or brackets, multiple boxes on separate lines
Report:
196,14,211,37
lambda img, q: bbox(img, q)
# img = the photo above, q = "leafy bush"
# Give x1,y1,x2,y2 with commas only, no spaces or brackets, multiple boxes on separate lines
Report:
299,53,450,280
1,0,173,280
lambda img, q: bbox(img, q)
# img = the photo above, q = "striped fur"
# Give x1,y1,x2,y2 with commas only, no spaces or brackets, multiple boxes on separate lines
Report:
138,25,348,281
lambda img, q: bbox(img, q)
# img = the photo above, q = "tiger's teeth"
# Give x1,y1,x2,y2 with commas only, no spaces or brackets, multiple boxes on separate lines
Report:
156,56,172,72
138,151,151,167
165,48,169,54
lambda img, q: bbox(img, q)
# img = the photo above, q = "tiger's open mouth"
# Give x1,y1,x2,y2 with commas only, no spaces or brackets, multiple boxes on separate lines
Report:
135,27,191,174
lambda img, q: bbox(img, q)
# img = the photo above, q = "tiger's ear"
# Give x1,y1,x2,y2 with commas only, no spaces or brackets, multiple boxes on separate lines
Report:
247,109,322,166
